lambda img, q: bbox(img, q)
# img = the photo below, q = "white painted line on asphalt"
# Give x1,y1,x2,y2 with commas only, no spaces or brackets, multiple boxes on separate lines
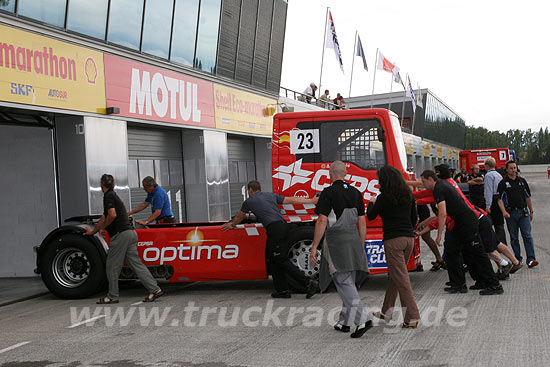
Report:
131,301,143,306
0,341,31,354
67,315,106,328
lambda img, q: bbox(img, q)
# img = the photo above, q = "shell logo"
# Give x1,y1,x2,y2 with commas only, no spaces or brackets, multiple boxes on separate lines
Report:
85,57,98,85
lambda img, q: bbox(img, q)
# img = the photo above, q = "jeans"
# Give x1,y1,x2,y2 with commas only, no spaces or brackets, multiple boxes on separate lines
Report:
505,209,536,262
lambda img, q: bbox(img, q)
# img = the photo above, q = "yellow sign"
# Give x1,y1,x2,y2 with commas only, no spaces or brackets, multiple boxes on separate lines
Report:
0,25,105,113
436,145,443,158
213,84,276,136
422,143,431,157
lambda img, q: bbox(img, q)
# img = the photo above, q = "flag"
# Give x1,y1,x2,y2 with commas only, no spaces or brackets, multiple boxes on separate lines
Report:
356,34,368,71
416,82,423,108
376,51,396,73
326,11,344,73
406,75,417,113
377,50,403,86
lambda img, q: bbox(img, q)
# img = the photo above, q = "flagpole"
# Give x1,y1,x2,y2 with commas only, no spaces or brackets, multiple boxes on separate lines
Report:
370,48,378,108
388,74,393,111
318,7,329,99
411,105,416,134
401,73,407,126
348,31,357,98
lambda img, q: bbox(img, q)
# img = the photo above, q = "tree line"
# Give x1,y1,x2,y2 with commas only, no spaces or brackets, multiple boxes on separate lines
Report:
464,126,550,164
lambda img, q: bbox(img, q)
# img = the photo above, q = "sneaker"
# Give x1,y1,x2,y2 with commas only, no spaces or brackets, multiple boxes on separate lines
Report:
498,263,513,280
444,285,468,293
479,285,504,295
469,282,486,290
306,279,319,299
350,320,373,338
510,261,524,274
445,281,452,286
271,290,291,298
528,260,539,268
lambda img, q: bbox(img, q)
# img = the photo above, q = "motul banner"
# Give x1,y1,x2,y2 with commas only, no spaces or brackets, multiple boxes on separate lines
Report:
104,54,215,128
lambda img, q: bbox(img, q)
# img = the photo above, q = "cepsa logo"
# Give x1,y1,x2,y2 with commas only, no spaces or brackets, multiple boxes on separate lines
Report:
273,159,380,200
365,240,387,268
141,227,239,264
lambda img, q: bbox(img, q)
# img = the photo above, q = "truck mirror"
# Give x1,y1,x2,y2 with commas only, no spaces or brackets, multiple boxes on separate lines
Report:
377,128,385,142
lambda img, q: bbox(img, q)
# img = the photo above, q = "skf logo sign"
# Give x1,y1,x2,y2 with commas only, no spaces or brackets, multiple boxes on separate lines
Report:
11,83,33,96
365,240,387,268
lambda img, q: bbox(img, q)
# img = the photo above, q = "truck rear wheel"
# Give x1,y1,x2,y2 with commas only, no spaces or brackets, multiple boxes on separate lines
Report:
39,234,106,299
285,226,320,292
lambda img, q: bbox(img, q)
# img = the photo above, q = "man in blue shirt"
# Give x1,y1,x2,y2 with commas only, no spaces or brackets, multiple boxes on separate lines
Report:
128,176,175,224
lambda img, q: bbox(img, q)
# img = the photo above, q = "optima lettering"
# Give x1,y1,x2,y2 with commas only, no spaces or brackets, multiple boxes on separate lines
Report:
143,244,239,264
0,43,77,81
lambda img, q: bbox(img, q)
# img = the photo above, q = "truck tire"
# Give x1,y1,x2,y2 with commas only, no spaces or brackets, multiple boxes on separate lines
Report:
285,226,320,292
39,234,106,299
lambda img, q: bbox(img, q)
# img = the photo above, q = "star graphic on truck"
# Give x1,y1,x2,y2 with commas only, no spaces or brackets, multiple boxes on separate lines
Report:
272,159,314,191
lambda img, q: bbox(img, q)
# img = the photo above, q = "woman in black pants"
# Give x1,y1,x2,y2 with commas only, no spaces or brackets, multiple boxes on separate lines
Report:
367,166,420,328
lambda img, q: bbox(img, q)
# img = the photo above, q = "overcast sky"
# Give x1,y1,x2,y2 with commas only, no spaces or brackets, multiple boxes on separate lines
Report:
281,0,550,133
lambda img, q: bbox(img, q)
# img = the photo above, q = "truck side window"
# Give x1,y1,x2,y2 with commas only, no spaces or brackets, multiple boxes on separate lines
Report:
320,119,386,170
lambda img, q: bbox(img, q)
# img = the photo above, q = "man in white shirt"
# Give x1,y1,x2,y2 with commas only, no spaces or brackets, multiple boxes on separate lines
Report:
302,82,317,104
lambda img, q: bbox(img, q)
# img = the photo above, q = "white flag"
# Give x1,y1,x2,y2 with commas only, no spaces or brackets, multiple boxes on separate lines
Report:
326,11,344,73
416,82,423,108
377,50,402,87
406,75,416,113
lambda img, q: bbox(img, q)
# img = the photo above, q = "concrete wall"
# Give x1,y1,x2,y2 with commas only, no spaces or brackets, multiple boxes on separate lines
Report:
0,125,58,277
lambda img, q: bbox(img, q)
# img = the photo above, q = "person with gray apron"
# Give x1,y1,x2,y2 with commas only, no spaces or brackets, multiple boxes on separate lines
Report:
310,161,372,338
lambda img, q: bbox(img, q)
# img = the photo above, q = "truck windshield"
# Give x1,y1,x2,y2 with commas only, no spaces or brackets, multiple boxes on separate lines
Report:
319,119,386,170
389,114,408,171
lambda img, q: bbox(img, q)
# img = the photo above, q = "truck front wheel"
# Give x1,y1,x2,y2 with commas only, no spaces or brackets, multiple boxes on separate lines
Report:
284,226,320,293
39,234,106,299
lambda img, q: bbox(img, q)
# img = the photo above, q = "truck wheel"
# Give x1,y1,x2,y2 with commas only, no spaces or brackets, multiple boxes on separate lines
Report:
285,226,320,293
40,234,106,299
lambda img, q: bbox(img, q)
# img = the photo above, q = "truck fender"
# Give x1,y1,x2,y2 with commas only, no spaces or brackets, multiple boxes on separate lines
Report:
35,224,108,274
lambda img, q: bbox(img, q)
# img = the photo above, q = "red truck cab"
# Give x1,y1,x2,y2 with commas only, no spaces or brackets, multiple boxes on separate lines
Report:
459,148,513,174
271,108,420,274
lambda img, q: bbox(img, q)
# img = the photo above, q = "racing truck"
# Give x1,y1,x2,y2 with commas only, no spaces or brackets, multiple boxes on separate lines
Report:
459,148,516,174
35,108,421,299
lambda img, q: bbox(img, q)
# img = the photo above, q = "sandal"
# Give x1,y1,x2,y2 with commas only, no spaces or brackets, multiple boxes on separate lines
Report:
401,320,419,329
372,311,392,322
96,297,119,304
143,289,164,302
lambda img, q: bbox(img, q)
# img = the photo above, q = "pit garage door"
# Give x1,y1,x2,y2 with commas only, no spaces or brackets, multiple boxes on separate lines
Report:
228,136,257,215
0,110,57,276
127,126,186,223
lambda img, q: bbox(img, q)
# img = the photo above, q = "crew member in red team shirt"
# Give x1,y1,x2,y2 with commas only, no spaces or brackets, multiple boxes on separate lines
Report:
419,166,503,295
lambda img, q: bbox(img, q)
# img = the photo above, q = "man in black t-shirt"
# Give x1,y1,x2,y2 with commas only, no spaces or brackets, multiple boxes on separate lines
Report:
497,161,538,268
421,167,502,295
85,174,162,304
467,165,485,209
310,161,372,338
222,180,319,299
